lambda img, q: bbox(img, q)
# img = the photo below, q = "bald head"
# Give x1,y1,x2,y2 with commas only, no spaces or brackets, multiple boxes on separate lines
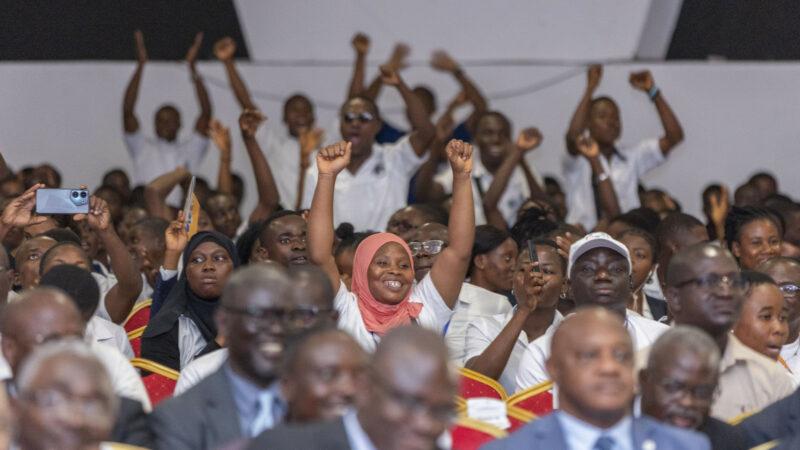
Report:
647,326,720,374
288,264,335,310
220,264,292,310
0,288,84,375
546,307,634,428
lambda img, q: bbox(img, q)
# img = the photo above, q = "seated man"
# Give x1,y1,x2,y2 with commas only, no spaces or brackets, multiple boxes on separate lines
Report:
248,326,457,450
150,265,296,449
515,232,668,392
640,326,747,450
643,242,794,421
484,308,708,449
12,339,133,450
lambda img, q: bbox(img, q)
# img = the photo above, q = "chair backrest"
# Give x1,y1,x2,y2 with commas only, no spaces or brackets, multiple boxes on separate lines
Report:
450,417,507,450
458,367,507,400
507,380,554,416
124,299,152,358
130,357,179,406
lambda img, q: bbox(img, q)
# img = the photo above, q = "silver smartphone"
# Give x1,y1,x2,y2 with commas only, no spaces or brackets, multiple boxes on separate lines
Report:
35,188,90,214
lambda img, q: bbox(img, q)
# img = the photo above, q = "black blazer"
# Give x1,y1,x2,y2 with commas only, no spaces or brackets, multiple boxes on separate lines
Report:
738,387,800,448
246,418,352,450
112,397,152,448
699,417,747,450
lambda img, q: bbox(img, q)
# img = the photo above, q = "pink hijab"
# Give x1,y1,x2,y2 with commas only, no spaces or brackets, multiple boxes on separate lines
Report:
351,233,423,336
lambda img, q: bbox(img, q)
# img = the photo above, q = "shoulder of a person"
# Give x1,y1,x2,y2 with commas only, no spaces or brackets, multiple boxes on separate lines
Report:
155,367,227,413
628,311,670,332
619,138,660,154
90,340,130,364
636,415,710,446
730,336,791,374
255,418,346,444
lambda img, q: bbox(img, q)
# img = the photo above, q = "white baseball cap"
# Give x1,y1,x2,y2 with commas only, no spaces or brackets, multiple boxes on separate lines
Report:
567,232,632,276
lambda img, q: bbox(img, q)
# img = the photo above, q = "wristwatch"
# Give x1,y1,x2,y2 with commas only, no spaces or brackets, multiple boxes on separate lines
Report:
597,172,610,182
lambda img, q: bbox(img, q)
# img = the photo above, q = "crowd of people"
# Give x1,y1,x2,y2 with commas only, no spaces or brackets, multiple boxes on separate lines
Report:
1,30,799,450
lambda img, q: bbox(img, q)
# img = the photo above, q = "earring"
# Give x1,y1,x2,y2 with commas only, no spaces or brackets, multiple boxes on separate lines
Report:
559,292,567,299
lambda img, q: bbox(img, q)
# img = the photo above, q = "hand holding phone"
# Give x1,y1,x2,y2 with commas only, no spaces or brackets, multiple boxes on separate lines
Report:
35,188,90,215
527,240,540,273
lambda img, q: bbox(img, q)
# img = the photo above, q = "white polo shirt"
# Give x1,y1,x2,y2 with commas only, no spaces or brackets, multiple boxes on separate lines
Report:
123,130,209,207
300,136,425,231
514,310,668,393
86,316,134,359
335,273,454,353
174,348,229,396
781,336,800,383
258,127,303,209
464,309,563,394
563,138,664,231
434,151,531,226
444,283,512,363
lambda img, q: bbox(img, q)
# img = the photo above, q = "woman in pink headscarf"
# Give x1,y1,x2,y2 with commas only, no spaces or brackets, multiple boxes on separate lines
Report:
308,139,475,351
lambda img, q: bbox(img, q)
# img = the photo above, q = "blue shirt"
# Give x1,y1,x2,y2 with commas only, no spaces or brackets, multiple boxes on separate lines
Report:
556,411,634,450
342,410,378,450
223,363,287,436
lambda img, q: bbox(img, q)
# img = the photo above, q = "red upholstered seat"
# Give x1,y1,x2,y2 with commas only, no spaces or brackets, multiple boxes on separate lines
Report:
450,417,506,450
458,367,507,401
130,357,179,406
124,299,152,358
507,381,554,416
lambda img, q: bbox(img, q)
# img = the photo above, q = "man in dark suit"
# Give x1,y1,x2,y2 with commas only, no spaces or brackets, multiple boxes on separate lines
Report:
247,326,457,450
738,387,800,448
149,265,296,450
640,326,747,450
482,307,709,450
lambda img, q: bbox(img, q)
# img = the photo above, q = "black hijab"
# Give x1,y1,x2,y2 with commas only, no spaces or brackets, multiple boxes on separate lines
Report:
141,231,240,371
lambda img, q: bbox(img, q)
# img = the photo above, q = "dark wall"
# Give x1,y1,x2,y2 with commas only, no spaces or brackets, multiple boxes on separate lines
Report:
668,0,800,60
0,0,249,60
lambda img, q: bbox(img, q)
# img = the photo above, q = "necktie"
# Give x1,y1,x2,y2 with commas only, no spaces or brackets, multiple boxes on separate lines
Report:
593,435,616,450
249,391,275,437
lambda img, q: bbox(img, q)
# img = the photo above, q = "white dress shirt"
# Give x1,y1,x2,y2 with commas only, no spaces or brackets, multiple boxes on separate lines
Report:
90,340,152,412
258,126,303,209
445,283,512,363
464,309,563,394
123,130,209,207
563,138,664,231
300,136,425,231
434,151,533,226
174,348,229,395
557,411,634,450
85,316,134,359
515,310,668,393
335,273,454,353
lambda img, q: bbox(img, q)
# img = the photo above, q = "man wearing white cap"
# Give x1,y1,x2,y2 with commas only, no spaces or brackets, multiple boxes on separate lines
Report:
514,232,669,392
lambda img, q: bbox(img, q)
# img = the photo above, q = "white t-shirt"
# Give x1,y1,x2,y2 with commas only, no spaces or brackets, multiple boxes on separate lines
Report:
444,283,512,363
300,136,425,231
514,310,668,393
781,336,800,384
563,138,664,231
86,316,134,359
434,151,532,226
464,309,563,394
335,273,454,353
90,340,152,412
174,348,229,396
123,130,209,206
258,127,303,209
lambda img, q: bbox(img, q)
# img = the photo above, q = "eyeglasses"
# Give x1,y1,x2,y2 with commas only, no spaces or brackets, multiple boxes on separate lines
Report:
342,111,375,124
373,374,455,422
658,380,716,402
779,283,800,298
222,305,333,331
675,273,748,293
408,240,447,256
21,388,113,419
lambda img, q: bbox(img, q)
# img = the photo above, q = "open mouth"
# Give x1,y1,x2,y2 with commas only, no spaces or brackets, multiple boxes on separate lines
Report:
383,279,404,292
259,341,283,358
290,255,308,265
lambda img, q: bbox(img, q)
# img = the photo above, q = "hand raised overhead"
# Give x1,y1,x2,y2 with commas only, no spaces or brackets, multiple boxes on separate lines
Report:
238,109,266,139
352,33,370,54
516,127,543,152
576,134,600,160
134,30,147,65
316,141,352,176
446,139,473,175
430,50,460,73
208,119,231,154
213,37,236,62
185,32,204,66
629,70,655,92
587,64,602,91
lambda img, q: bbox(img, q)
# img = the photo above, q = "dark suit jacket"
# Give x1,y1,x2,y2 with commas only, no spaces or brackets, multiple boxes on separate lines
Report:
112,397,152,448
699,417,747,450
149,367,242,450
480,413,710,450
246,418,352,450
646,295,668,322
738,387,800,448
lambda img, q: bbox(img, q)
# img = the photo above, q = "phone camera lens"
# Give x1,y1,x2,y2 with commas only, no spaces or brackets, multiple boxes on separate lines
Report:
72,191,79,198
80,191,87,198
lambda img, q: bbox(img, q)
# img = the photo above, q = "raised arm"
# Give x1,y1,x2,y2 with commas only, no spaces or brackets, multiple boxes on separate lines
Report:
143,167,191,221
209,119,233,195
378,65,435,156
122,31,147,134
413,113,454,203
465,265,543,378
347,33,370,99
185,33,212,137
213,37,258,110
565,64,602,156
238,110,280,223
430,51,488,134
0,184,47,242
75,196,143,323
629,70,684,155
308,142,352,291
577,135,621,220
483,128,544,229
296,127,324,210
363,43,409,101
429,140,475,309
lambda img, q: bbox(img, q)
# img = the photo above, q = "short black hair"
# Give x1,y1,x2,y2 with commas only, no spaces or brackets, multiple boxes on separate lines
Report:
476,111,512,139
655,212,705,258
41,228,81,245
235,220,266,265
510,207,558,247
470,225,514,276
410,203,449,226
526,238,566,274
611,208,661,235
618,227,658,262
38,264,99,321
39,241,88,275
725,206,784,250
132,217,169,242
741,269,776,288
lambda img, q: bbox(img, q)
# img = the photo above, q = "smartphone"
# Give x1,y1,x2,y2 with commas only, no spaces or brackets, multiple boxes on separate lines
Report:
527,240,540,273
35,188,90,214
